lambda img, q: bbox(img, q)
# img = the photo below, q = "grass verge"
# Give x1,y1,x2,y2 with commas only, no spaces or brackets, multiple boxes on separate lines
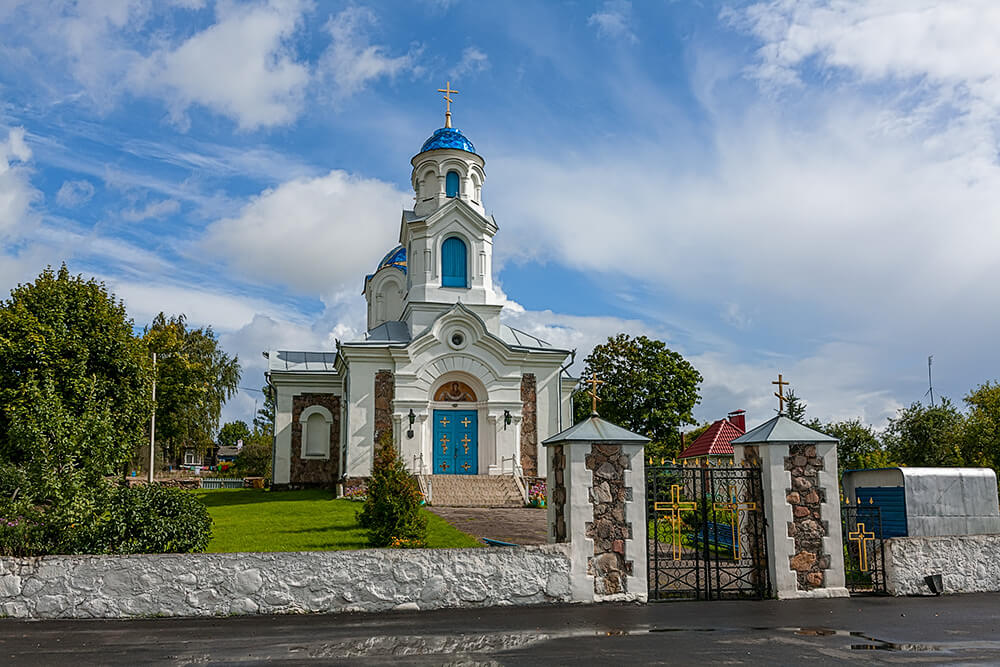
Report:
195,488,482,553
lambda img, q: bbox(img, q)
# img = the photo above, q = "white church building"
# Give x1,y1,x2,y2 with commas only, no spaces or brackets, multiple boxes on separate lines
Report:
267,103,577,489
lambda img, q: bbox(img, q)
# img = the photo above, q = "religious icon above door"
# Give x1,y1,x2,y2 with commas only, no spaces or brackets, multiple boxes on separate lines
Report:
433,409,477,474
434,381,477,402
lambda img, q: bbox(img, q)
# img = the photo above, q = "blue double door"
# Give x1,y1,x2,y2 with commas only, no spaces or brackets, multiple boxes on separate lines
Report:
433,409,478,474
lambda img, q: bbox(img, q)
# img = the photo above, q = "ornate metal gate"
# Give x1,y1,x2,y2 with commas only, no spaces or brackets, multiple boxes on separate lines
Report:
646,463,770,601
841,501,887,594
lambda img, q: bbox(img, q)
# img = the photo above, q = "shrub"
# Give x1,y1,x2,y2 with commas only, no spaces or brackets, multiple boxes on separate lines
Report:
357,430,426,548
98,484,213,554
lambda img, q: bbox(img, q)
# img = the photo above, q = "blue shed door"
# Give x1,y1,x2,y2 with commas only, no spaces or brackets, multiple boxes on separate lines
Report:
855,486,907,538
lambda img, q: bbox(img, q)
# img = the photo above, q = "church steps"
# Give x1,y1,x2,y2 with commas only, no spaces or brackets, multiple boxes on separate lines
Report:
418,475,524,508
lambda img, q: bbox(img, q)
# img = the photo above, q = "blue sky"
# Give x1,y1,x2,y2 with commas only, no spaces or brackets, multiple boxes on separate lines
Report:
2,0,999,431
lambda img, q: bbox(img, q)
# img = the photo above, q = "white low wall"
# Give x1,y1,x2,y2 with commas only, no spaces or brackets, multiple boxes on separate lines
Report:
885,534,1000,596
0,545,572,619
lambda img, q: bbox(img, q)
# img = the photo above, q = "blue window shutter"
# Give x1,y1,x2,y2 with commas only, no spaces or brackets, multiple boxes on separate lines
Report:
446,171,459,198
441,238,467,287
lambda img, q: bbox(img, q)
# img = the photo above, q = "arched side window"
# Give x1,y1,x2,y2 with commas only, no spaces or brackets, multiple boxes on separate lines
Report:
299,405,333,459
445,171,460,198
441,237,468,288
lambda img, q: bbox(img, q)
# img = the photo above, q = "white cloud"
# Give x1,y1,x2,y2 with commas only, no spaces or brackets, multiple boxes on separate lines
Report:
55,179,96,208
319,6,420,101
588,1,638,44
200,169,409,297
122,198,181,222
129,0,311,130
0,126,37,239
450,47,489,80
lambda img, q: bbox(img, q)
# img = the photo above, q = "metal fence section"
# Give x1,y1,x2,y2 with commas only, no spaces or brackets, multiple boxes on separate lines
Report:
200,478,246,489
646,463,770,601
841,501,887,594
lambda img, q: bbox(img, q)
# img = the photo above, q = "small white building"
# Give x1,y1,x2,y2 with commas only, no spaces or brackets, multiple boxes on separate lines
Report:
267,115,577,488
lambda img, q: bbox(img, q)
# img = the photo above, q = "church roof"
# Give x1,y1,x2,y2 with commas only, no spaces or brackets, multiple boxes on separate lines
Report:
542,415,650,445
678,418,744,459
267,350,337,373
363,245,406,290
730,415,837,444
419,127,477,154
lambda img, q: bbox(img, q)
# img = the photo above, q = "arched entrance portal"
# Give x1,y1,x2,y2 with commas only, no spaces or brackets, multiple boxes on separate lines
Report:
432,381,478,474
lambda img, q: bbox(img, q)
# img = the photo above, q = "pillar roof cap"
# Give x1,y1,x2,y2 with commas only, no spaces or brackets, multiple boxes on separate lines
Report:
542,415,649,446
731,415,837,445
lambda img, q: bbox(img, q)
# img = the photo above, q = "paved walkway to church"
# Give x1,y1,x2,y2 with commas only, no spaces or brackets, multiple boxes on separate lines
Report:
6,592,1000,664
427,506,549,545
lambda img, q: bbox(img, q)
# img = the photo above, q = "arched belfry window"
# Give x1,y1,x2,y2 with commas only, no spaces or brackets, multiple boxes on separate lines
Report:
441,237,468,288
445,171,460,198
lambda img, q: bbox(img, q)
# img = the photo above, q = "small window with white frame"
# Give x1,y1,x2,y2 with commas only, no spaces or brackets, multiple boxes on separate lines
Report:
299,405,333,459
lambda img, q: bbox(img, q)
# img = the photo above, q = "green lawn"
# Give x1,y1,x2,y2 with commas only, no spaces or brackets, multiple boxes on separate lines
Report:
194,488,482,552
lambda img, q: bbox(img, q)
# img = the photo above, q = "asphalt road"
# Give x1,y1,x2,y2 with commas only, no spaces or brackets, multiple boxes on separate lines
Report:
4,593,1000,665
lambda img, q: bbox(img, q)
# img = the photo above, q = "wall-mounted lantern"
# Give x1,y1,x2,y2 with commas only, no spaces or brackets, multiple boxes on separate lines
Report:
503,409,512,430
407,409,416,439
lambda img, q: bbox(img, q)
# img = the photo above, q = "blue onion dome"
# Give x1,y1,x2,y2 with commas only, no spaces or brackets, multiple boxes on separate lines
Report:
419,127,476,154
376,245,407,274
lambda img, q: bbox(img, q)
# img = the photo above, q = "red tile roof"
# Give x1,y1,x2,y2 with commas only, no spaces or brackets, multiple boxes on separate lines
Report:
678,418,745,459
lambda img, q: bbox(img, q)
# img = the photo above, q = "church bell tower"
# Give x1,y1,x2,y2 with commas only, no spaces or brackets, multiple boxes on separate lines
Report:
399,83,503,335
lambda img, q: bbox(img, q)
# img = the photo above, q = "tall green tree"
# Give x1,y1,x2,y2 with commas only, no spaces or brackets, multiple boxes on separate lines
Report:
143,313,240,466
824,418,891,473
0,265,151,471
573,334,702,461
963,381,1000,469
884,398,966,467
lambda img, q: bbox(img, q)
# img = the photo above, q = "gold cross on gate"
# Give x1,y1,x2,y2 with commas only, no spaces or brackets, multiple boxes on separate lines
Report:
437,81,459,128
461,417,471,428
439,434,449,454
585,374,605,415
461,434,471,454
653,485,697,561
848,522,876,572
713,487,758,561
773,373,789,414
440,416,450,427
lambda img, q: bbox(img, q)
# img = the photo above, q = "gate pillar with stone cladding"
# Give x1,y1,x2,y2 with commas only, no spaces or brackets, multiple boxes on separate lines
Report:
542,415,649,603
731,415,850,599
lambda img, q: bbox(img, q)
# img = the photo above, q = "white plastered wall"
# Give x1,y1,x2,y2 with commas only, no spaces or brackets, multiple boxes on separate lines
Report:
270,373,343,485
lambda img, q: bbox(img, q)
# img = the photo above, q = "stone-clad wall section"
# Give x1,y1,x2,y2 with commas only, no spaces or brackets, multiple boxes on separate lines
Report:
520,374,538,477
0,546,572,619
290,394,340,485
550,444,567,542
584,444,632,595
374,370,394,447
884,534,1000,596
785,444,830,590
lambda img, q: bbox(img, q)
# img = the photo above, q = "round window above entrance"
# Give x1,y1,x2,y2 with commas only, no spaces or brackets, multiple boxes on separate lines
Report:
447,328,468,350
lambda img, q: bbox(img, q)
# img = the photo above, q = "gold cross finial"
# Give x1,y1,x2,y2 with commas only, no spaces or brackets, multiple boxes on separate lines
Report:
437,81,459,128
585,374,605,415
773,373,789,415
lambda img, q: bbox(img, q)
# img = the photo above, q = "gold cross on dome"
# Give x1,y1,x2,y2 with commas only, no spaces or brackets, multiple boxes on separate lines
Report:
585,374,605,415
437,81,459,128
772,373,789,415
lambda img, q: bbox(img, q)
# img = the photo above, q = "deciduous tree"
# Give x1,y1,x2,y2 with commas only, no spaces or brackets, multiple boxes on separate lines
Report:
573,334,702,461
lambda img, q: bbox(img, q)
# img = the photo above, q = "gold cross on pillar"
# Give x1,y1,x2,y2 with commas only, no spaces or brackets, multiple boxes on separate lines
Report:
713,488,758,561
773,373,789,415
848,522,876,572
437,81,459,128
654,484,697,561
585,374,605,415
